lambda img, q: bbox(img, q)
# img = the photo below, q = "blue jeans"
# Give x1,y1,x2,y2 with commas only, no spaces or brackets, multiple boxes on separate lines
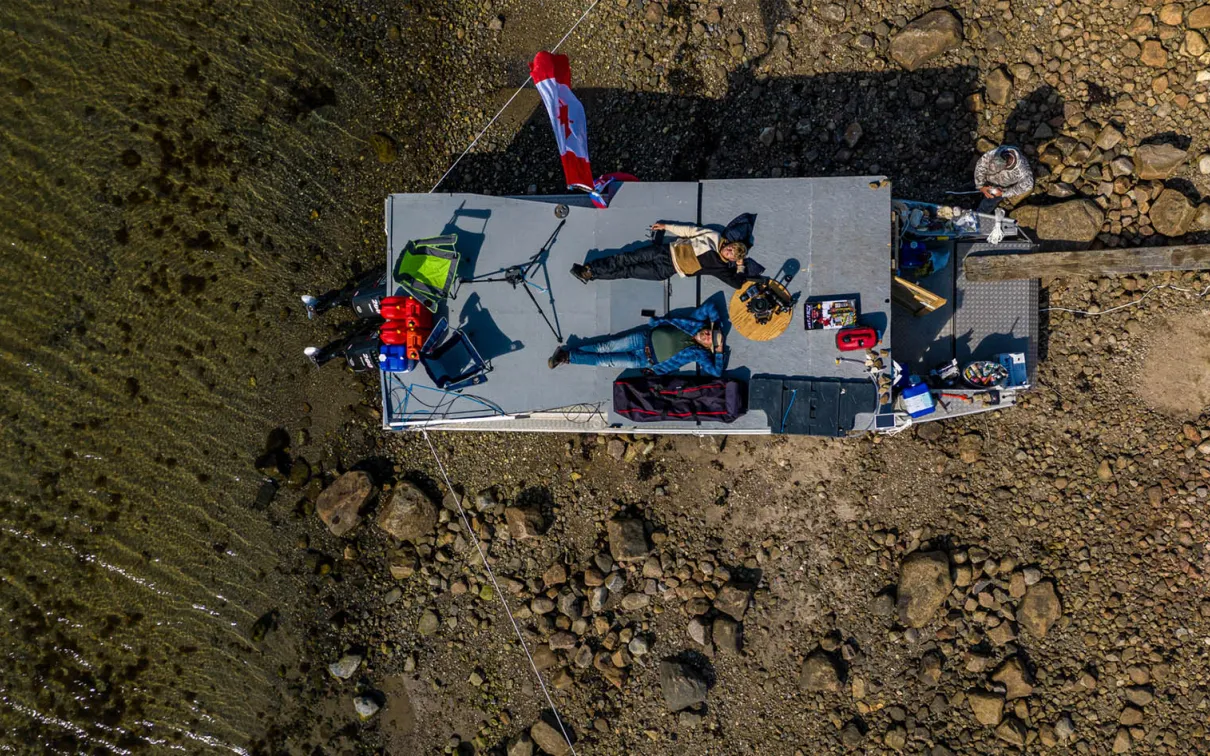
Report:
567,330,652,368
978,196,1003,214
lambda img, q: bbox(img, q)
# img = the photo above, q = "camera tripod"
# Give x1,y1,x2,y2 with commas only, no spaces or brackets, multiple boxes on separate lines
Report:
460,220,565,342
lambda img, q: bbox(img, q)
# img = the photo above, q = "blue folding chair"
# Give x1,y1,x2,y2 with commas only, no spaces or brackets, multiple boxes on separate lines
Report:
420,318,490,391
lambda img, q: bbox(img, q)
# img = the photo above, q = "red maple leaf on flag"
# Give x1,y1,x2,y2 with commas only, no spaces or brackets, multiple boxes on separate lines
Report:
556,98,574,138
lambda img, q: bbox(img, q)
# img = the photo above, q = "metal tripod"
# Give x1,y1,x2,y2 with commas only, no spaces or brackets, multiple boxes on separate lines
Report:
461,220,565,342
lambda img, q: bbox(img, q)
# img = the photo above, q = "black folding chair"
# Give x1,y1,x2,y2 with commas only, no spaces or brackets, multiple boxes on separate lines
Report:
419,318,490,391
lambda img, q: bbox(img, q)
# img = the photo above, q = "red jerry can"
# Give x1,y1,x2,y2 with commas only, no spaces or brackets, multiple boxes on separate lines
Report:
380,296,433,330
379,322,411,346
836,326,878,351
379,323,429,358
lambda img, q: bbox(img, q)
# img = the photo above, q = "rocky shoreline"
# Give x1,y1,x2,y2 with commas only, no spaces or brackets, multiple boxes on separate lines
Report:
234,1,1210,754
271,337,1210,754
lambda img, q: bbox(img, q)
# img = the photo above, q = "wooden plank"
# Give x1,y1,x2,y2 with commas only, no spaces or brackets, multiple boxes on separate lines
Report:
892,275,947,316
964,244,1210,281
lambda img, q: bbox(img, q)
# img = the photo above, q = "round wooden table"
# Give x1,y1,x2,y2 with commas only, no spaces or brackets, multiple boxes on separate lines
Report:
729,281,793,341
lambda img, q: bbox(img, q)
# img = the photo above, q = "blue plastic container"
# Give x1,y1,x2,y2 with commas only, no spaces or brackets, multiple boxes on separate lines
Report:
378,344,417,373
901,381,936,418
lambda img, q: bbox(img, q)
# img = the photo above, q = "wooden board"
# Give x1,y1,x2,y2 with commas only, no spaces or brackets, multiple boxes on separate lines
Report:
963,244,1210,281
891,275,947,316
729,281,793,341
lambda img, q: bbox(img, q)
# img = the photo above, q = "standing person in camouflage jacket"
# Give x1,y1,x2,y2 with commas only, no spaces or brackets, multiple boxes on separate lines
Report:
974,145,1034,213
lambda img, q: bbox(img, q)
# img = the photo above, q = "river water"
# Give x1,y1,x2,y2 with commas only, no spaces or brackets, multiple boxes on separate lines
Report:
0,1,398,751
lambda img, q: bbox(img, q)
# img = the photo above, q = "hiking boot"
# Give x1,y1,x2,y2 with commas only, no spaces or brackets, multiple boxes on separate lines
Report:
570,263,593,284
547,347,569,369
300,295,319,320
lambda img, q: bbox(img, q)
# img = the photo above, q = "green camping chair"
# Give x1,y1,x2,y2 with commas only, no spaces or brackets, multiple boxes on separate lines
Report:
394,234,460,312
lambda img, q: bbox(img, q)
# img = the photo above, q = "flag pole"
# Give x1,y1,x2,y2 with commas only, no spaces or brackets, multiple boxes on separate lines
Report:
429,0,602,193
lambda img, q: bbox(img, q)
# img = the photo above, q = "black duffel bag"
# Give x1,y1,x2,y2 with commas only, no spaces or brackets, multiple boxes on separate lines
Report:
612,375,747,424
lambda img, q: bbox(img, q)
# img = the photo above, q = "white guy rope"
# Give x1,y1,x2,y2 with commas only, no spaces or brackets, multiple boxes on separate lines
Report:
428,0,603,194
550,0,602,51
1041,283,1210,316
421,430,579,755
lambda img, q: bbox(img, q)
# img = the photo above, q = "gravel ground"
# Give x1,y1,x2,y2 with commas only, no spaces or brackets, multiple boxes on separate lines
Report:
262,1,1210,754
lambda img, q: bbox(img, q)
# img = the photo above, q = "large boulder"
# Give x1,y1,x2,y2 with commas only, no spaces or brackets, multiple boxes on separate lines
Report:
353,695,380,720
1140,39,1168,67
1191,5,1210,29
991,656,1035,699
968,689,1005,726
417,609,439,636
1018,580,1063,637
1096,125,1124,151
328,654,362,680
986,68,1012,105
315,471,376,537
1013,200,1104,243
659,659,708,711
506,733,534,756
375,482,437,543
1134,143,1188,179
1148,188,1196,237
504,506,545,539
896,551,953,627
713,617,741,654
997,717,1028,747
1195,202,1210,232
890,10,964,71
799,650,843,693
713,581,754,621
606,518,650,561
529,720,572,756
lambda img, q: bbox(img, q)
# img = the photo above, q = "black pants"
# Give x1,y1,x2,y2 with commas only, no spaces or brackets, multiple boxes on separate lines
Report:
312,282,359,315
313,329,380,370
312,334,357,366
589,243,676,281
313,270,384,316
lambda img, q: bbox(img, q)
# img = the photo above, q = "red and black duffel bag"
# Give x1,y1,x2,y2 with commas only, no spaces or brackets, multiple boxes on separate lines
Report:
612,376,747,424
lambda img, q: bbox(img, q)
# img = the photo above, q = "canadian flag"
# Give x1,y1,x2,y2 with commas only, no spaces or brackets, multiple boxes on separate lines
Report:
530,51,595,193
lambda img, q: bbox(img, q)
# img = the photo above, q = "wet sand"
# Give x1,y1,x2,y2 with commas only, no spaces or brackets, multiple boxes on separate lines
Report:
12,1,1210,754
0,0,457,750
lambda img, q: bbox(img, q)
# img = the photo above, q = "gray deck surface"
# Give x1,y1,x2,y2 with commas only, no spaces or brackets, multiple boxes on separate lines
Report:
890,240,1039,386
891,264,954,376
699,178,892,387
382,178,896,432
954,242,1039,384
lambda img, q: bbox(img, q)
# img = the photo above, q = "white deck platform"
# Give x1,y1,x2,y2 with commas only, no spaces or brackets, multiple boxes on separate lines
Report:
380,178,896,434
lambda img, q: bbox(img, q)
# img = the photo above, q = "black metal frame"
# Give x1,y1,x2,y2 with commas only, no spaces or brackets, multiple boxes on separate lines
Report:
460,220,565,342
420,317,491,391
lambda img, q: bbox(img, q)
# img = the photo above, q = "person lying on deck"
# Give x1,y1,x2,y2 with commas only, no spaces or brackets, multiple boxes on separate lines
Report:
570,213,763,289
547,299,728,377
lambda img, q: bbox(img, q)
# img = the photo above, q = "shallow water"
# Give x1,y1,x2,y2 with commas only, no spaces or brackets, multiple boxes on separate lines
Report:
0,1,373,751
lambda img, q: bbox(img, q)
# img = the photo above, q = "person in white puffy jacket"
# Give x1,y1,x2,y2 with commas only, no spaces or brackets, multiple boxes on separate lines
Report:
570,213,763,289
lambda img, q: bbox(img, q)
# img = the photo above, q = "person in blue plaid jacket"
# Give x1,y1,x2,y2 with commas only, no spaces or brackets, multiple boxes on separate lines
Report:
547,299,728,377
